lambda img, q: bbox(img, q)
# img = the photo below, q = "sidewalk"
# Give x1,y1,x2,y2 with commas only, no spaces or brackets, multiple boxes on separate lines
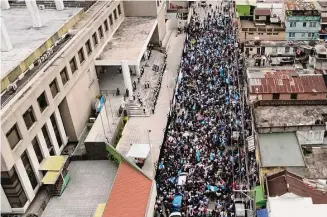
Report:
116,30,186,178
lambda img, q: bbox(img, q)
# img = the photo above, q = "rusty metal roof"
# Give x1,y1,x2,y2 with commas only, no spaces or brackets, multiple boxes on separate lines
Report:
249,70,327,94
267,170,327,204
255,8,271,16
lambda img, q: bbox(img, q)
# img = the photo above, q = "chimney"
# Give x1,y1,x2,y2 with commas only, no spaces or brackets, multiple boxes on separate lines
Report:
1,0,10,9
55,0,64,11
25,0,42,28
1,18,13,52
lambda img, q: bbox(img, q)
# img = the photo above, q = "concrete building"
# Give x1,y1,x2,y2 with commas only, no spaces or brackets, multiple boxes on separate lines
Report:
316,1,327,40
0,0,167,214
284,0,321,40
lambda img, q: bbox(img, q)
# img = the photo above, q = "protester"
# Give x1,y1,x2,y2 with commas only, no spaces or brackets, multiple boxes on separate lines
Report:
155,2,257,217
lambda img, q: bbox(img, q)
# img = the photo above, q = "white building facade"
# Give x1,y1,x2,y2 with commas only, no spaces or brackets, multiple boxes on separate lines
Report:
1,0,166,214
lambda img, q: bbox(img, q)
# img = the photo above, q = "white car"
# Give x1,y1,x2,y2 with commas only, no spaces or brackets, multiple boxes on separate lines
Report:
169,212,182,217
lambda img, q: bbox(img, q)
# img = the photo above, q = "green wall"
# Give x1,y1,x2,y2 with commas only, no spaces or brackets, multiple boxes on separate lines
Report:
236,5,251,16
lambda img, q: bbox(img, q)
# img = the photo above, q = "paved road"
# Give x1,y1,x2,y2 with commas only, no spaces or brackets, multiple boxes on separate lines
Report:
116,30,186,178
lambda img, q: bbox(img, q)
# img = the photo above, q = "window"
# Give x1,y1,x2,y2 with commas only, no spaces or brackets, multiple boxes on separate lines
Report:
85,40,92,55
42,125,54,156
157,0,160,7
273,33,278,35
290,22,296,27
308,32,315,38
78,48,85,64
6,124,21,149
69,57,78,74
37,92,48,112
23,106,36,130
248,33,254,35
267,33,272,35
301,32,305,37
303,22,306,27
104,20,109,32
114,9,117,20
1,168,28,208
310,22,316,27
92,33,98,47
32,137,44,163
285,47,290,53
272,93,280,100
98,26,104,39
50,113,63,148
49,79,59,98
118,4,121,15
289,32,295,37
109,14,113,26
21,151,38,189
291,93,297,99
60,67,69,85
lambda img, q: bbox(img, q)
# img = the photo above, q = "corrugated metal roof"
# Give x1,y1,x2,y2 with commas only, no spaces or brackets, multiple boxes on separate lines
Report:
267,170,327,204
249,70,327,94
102,162,152,217
255,8,271,16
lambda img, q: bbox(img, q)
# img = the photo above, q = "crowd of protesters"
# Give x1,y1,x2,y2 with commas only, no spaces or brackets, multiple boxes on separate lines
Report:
155,2,259,217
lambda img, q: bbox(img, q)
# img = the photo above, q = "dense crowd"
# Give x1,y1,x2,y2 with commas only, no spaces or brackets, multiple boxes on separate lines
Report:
155,2,258,217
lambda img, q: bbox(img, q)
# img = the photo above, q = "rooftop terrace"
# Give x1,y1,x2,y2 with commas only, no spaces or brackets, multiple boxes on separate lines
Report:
1,7,82,79
284,0,317,11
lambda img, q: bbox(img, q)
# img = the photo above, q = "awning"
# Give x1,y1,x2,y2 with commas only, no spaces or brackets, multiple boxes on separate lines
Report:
41,171,60,185
39,156,68,171
126,144,150,159
93,203,106,217
253,185,266,208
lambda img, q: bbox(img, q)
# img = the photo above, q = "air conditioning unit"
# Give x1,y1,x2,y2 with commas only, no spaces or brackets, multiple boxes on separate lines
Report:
37,59,42,65
42,53,48,60
39,5,45,10
47,48,53,56
41,56,45,62
7,82,18,93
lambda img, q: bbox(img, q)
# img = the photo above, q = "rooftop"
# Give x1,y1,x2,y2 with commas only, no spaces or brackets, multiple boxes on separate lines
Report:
268,194,327,217
267,170,327,204
41,161,117,217
244,40,311,47
258,133,306,167
248,70,327,94
97,17,157,64
0,7,82,79
284,0,317,11
102,162,152,217
255,8,271,16
254,105,327,128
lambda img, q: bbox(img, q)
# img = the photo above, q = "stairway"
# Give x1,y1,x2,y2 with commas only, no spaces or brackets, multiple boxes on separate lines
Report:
126,101,149,117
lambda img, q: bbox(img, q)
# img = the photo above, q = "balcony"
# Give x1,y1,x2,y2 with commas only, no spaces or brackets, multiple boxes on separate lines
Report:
319,29,327,35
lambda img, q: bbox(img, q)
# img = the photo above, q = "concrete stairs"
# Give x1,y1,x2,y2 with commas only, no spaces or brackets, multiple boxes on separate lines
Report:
126,101,149,117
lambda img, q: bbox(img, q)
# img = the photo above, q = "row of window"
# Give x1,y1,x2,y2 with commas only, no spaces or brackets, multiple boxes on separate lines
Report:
288,32,316,38
273,93,297,100
247,32,279,35
1,141,43,208
289,21,317,28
